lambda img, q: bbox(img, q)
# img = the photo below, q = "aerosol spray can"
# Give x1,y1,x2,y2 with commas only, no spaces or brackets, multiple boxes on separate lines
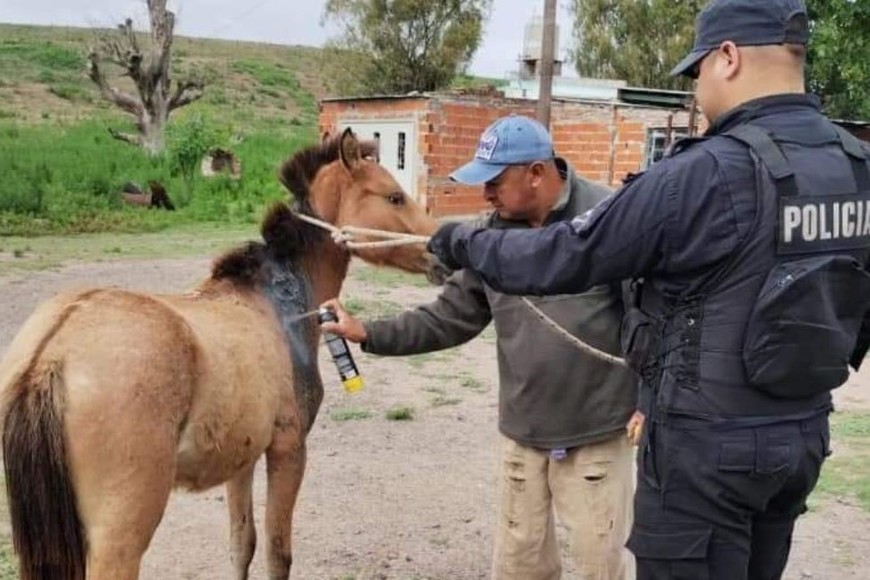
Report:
317,306,364,393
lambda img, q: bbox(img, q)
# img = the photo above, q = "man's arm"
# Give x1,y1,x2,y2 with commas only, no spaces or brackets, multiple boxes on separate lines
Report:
437,169,672,296
432,149,740,297
323,269,492,356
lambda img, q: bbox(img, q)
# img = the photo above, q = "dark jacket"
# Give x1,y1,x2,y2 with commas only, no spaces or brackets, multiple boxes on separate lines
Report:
363,161,636,448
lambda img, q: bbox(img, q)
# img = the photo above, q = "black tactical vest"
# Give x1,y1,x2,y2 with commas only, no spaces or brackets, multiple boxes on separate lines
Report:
624,123,870,418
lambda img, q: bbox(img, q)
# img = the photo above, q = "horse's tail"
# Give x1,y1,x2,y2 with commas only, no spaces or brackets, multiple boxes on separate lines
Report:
2,360,86,580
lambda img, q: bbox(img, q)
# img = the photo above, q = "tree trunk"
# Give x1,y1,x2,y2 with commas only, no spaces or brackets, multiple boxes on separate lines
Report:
87,0,204,156
141,112,166,156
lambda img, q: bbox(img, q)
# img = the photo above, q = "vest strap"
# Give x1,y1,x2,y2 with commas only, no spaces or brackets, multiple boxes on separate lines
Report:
832,125,870,192
724,124,799,197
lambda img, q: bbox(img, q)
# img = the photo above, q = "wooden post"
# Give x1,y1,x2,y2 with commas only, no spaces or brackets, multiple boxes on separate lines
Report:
536,0,557,128
687,95,698,137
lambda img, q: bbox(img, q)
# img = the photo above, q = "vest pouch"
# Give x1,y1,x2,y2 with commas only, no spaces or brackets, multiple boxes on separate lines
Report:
743,255,870,399
621,307,658,377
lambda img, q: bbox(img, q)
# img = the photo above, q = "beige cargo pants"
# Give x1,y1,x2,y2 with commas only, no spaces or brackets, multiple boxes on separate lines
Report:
492,434,635,580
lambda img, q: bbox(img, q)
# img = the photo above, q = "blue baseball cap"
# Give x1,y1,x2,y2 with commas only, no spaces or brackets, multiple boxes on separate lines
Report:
450,115,555,185
671,0,809,78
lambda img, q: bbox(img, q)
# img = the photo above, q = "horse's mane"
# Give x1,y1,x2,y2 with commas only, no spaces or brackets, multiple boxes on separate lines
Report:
278,133,378,213
210,203,327,286
209,133,378,287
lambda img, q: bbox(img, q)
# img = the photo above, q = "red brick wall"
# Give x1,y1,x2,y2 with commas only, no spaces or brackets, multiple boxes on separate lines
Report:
319,95,698,218
551,101,695,187
425,96,537,217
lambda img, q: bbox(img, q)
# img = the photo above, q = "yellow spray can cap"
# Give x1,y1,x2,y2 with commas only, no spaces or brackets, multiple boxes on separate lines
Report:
342,375,364,393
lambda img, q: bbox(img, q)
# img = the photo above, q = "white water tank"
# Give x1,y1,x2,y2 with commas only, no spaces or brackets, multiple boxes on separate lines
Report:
521,14,559,61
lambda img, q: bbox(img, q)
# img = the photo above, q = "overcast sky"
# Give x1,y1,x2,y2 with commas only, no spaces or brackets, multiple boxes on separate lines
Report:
1,0,577,78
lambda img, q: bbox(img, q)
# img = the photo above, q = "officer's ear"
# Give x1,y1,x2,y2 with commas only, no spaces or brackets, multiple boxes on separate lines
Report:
716,41,741,80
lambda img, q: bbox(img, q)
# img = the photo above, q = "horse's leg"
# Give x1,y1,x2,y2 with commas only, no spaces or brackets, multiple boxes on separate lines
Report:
264,436,307,580
66,407,178,579
227,464,257,580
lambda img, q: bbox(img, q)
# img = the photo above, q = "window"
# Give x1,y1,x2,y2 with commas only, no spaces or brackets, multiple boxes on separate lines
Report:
643,127,689,168
397,131,406,170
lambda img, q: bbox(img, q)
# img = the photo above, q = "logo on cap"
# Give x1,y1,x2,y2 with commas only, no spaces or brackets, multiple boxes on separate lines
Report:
476,134,498,161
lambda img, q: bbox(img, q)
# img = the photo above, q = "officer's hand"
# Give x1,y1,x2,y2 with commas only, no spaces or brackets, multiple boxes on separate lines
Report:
626,411,645,446
318,299,367,343
426,222,462,272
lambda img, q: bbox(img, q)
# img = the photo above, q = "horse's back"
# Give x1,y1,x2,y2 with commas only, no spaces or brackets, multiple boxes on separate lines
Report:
1,285,296,491
1,287,201,423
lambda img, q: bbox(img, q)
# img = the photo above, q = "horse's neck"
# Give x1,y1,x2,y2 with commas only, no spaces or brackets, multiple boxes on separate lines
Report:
303,242,350,306
261,244,349,432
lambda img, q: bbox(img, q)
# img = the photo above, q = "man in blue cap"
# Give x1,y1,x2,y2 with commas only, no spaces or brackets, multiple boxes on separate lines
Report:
425,0,870,578
322,115,638,578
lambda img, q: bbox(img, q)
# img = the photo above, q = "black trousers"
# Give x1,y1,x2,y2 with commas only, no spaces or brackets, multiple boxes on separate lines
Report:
627,413,830,580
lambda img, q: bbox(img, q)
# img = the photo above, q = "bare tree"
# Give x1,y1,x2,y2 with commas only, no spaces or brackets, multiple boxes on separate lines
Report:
87,0,204,155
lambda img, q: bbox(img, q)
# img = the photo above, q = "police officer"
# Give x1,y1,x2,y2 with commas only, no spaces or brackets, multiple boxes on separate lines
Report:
424,0,870,578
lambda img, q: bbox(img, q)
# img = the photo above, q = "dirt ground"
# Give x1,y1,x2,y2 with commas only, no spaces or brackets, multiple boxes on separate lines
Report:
1,254,870,579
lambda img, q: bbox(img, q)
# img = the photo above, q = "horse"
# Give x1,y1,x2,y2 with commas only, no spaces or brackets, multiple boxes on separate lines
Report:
0,128,440,580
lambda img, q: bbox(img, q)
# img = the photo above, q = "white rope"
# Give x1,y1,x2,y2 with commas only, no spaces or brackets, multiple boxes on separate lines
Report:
520,298,628,367
293,212,429,249
293,210,627,367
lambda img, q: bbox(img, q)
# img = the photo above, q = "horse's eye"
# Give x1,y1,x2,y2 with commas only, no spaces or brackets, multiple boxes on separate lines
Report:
387,192,405,206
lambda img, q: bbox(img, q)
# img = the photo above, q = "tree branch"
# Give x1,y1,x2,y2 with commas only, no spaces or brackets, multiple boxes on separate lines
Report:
148,0,175,94
168,79,205,111
87,51,144,116
107,128,143,147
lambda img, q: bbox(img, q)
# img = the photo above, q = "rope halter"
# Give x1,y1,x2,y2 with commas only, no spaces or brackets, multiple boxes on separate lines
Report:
293,210,627,367
293,212,431,249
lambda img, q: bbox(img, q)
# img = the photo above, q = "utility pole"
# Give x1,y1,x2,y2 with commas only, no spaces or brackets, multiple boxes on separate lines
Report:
537,0,557,127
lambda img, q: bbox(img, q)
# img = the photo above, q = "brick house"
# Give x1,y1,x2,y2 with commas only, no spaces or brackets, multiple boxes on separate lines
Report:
318,89,700,217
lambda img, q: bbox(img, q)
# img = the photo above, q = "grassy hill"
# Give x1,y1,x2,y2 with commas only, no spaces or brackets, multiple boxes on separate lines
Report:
0,23,337,234
0,23,330,127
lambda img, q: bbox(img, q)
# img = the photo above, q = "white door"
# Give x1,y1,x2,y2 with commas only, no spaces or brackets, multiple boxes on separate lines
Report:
339,119,417,200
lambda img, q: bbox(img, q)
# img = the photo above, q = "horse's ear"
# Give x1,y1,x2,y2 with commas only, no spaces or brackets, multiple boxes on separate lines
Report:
339,127,362,172
359,139,380,162
321,130,331,142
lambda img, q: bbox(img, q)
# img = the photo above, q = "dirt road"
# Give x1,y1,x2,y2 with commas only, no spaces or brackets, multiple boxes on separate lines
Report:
1,255,868,579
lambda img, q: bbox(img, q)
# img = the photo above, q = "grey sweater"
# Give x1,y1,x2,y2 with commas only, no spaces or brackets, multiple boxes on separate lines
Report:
363,161,636,449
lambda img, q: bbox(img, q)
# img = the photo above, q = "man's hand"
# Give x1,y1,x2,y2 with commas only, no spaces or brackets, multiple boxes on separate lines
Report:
626,411,645,446
426,222,462,272
319,299,367,343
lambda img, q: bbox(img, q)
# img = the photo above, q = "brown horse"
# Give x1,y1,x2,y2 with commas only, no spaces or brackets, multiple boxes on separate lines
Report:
0,129,439,580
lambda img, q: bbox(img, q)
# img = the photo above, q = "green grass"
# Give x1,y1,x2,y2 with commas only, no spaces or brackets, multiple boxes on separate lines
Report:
814,411,870,511
0,37,82,77
330,408,374,422
458,373,488,393
431,394,462,407
354,266,433,288
48,83,92,103
0,543,15,580
0,23,325,233
406,349,459,370
0,117,314,234
342,296,404,319
385,406,415,421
